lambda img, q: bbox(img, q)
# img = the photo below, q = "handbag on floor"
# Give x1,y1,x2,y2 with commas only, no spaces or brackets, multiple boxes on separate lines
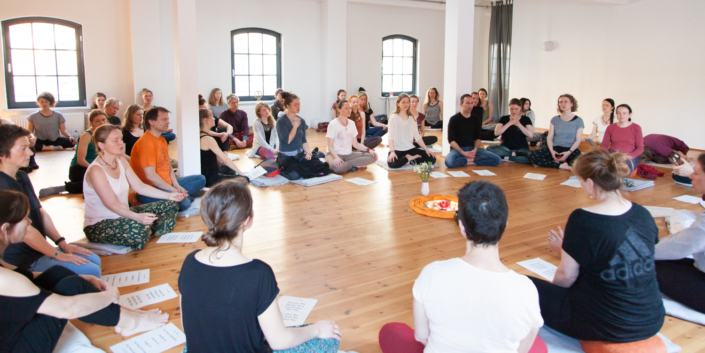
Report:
277,152,332,180
316,122,329,132
257,159,281,177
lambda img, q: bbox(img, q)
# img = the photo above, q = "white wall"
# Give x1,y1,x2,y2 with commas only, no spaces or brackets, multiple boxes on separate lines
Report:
347,3,491,116
510,0,705,149
195,0,323,125
0,0,134,119
473,6,491,93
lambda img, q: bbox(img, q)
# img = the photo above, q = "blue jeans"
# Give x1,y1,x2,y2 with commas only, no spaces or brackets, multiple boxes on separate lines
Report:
31,252,102,277
161,132,176,143
366,127,387,138
137,174,206,211
486,145,532,164
445,147,501,168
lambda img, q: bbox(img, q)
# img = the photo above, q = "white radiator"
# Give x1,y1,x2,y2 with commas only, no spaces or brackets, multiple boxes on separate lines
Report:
10,112,88,139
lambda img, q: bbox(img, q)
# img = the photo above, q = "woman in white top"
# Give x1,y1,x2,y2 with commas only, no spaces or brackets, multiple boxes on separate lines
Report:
250,102,279,160
379,181,544,353
325,100,377,174
583,98,614,146
208,88,228,118
655,153,705,314
82,125,184,250
388,94,436,169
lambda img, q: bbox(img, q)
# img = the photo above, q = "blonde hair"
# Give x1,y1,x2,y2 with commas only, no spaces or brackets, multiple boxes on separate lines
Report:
208,88,224,107
254,102,274,127
358,91,371,112
392,93,412,116
122,104,143,132
425,87,440,105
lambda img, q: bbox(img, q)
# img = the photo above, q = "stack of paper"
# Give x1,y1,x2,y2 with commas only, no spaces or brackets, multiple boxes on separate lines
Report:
156,232,202,244
472,170,497,176
524,173,547,180
447,171,471,177
430,172,450,178
517,258,558,281
624,178,654,192
674,195,703,204
345,177,376,186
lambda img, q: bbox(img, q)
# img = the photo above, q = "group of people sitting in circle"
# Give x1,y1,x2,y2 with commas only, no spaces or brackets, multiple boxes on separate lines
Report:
1,85,702,352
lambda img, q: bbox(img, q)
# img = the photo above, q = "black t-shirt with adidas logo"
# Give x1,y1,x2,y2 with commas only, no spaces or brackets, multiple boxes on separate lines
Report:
563,203,665,342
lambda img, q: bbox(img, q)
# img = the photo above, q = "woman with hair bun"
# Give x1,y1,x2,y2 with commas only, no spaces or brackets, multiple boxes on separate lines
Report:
528,94,584,170
179,180,342,352
529,149,664,343
655,153,705,314
600,104,643,173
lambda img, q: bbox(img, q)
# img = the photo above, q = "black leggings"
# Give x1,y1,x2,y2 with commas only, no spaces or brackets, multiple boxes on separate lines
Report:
35,138,74,151
388,148,436,169
206,165,249,187
424,120,443,129
214,136,229,152
414,136,438,147
65,165,87,194
656,259,705,314
672,174,693,184
13,266,120,352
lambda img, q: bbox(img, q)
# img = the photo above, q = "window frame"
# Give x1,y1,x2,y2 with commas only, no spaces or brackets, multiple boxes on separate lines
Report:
230,27,282,102
381,34,418,97
1,16,87,109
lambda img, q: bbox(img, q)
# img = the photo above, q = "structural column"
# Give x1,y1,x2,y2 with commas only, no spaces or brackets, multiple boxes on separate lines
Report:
442,0,475,156
172,0,200,175
320,0,347,124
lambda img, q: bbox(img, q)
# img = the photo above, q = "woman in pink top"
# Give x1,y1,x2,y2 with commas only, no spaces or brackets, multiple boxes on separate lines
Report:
83,125,185,250
600,104,643,173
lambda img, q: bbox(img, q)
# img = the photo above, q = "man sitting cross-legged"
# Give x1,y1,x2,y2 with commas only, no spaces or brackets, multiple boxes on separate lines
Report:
444,94,501,168
130,107,205,211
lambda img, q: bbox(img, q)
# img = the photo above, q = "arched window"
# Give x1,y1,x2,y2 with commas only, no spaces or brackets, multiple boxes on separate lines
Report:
381,35,417,96
231,28,281,101
2,17,86,109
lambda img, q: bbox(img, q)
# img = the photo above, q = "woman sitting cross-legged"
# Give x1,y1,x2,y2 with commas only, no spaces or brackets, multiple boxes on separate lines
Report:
38,110,107,198
249,102,279,160
486,98,535,164
379,181,544,353
83,125,183,250
387,93,436,169
600,104,643,173
410,94,438,147
179,180,342,352
654,153,705,314
199,109,249,187
531,149,665,343
529,94,584,170
325,100,378,174
0,189,169,353
349,94,381,149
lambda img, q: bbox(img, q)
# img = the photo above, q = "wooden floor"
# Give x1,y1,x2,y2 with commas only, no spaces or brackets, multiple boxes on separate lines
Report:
30,130,705,353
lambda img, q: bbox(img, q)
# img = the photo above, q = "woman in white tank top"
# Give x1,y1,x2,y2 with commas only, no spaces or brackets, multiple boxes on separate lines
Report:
83,125,185,250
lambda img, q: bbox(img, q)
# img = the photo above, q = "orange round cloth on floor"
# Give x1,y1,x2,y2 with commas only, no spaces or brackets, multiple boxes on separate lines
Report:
409,194,458,220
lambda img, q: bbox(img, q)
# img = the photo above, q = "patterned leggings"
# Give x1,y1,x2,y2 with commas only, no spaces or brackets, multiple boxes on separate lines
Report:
528,146,582,169
83,200,178,250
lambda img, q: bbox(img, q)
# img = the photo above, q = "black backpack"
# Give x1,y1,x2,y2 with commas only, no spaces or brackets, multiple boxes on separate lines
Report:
277,152,332,180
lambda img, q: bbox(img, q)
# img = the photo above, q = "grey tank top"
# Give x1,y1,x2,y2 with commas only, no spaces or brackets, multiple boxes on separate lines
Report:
425,103,441,124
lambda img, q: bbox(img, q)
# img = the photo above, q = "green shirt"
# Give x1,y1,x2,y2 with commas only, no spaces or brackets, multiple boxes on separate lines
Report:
70,130,98,167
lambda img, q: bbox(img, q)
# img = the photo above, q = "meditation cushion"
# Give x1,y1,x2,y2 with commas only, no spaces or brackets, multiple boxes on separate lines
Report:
579,335,667,353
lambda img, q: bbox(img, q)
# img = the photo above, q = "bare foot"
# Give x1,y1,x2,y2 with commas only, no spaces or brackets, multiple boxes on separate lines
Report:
358,165,368,169
466,160,476,166
407,154,421,161
114,308,169,337
559,163,572,171
548,227,564,254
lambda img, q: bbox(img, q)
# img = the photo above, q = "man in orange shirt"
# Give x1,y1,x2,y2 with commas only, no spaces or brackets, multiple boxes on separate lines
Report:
130,107,205,211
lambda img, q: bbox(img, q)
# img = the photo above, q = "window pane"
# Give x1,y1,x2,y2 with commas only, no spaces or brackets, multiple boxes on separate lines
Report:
248,33,262,54
382,57,393,75
32,23,55,49
56,51,78,75
263,76,276,96
249,54,263,75
233,33,248,54
383,40,393,57
393,39,403,57
54,25,76,50
36,76,58,97
263,55,276,75
250,76,263,97
403,40,413,57
393,57,402,75
235,76,249,97
11,50,35,75
13,77,37,102
382,75,392,93
58,76,79,101
263,34,276,54
234,55,249,75
402,75,413,92
392,75,402,92
34,50,57,75
9,24,33,49
403,57,413,75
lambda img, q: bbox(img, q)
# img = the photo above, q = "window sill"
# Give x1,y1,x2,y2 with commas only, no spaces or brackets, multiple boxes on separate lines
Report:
2,107,90,114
